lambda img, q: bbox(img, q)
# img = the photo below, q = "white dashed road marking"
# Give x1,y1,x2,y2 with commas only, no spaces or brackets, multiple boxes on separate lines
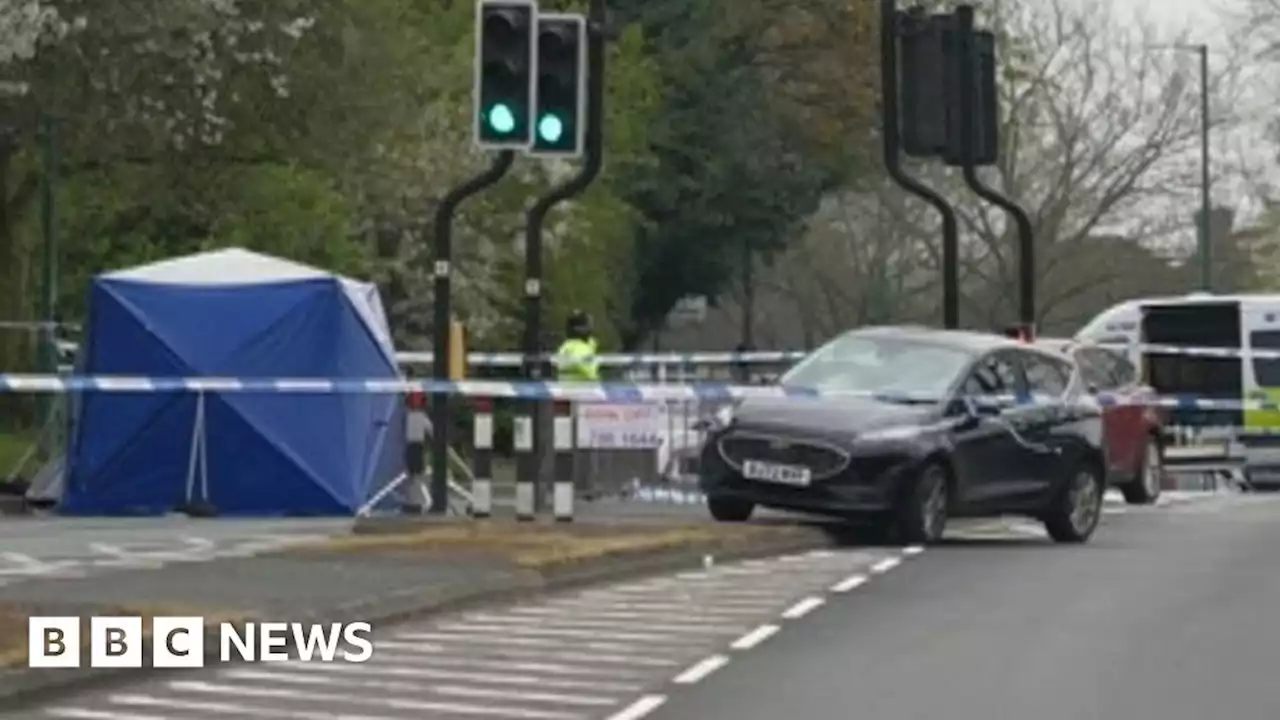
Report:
34,545,918,720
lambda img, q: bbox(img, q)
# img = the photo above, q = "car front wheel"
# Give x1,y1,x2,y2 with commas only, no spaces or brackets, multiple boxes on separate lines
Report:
1044,463,1105,543
894,462,949,544
1120,437,1162,505
708,496,754,522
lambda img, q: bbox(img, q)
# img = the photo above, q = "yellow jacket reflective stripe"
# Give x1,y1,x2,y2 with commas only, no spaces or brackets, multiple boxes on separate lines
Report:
556,338,599,380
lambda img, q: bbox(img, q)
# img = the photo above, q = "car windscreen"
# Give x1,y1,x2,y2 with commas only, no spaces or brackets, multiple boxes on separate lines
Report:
780,334,973,398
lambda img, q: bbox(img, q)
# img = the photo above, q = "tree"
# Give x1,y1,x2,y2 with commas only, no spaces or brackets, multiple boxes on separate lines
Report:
941,0,1246,332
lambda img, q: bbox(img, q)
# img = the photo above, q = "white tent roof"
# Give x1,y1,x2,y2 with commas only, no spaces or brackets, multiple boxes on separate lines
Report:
104,248,330,285
103,247,398,367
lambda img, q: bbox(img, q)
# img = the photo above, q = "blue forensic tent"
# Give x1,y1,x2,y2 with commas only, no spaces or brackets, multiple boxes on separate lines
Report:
61,248,406,516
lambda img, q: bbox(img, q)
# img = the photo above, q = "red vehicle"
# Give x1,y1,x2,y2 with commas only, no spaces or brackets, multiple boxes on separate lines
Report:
1035,338,1167,504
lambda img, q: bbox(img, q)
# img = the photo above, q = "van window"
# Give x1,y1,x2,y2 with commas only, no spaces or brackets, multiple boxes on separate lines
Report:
1250,330,1280,387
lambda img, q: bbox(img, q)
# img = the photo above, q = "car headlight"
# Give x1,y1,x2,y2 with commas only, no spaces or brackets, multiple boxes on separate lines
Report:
714,405,734,427
857,426,922,443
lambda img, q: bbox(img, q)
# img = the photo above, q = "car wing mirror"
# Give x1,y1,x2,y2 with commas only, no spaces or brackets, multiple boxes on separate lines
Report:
961,397,1002,419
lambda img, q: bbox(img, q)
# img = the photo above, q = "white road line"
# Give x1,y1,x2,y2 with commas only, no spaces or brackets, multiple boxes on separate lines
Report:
372,642,679,667
869,557,901,574
607,694,667,720
430,623,706,644
902,545,925,556
542,594,773,609
672,654,730,684
503,604,768,619
780,596,825,619
729,624,779,650
226,665,643,692
806,549,836,558
333,652,655,677
45,709,172,720
389,632,654,653
830,574,868,593
458,614,745,634
163,681,584,719
110,693,406,719
580,587,799,601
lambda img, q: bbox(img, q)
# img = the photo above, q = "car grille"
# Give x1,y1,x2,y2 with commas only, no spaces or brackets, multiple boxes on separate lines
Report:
717,433,849,479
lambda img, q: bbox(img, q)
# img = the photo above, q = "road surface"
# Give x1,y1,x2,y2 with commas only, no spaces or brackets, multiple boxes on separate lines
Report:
638,491,1280,720
22,491,1265,720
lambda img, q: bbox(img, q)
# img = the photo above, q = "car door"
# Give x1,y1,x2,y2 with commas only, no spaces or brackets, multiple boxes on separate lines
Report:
947,351,1031,506
1017,348,1077,496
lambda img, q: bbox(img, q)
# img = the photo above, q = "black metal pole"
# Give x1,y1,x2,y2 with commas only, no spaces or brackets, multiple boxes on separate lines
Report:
518,0,606,508
428,150,514,514
954,5,1035,329
881,0,961,329
1197,44,1212,291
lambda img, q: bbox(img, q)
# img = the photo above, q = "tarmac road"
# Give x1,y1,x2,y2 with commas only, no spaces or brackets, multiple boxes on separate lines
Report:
638,491,1280,720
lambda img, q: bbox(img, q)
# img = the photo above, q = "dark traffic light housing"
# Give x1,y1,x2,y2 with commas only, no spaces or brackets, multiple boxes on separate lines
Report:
475,0,535,149
531,14,586,156
897,10,1000,166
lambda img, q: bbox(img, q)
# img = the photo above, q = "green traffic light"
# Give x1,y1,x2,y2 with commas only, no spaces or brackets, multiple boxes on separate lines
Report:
487,103,516,134
537,114,564,143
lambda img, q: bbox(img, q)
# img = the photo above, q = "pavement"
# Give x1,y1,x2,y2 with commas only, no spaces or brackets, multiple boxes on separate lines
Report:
3,489,1248,720
0,517,349,586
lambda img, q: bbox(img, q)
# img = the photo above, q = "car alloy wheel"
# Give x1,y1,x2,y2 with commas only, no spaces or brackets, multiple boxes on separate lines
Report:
1068,469,1102,536
921,469,948,541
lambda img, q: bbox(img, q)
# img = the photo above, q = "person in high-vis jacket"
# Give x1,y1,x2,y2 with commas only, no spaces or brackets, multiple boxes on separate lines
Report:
555,310,600,381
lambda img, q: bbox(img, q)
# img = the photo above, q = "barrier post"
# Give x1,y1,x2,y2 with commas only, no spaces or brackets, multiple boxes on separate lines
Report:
553,400,575,521
402,390,429,514
514,413,535,521
471,397,494,518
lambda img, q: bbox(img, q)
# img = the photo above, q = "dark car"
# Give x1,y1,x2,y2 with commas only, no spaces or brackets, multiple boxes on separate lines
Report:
698,326,1109,544
1034,338,1167,505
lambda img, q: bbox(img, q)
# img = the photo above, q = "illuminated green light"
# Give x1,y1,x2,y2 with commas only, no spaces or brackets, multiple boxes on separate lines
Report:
537,114,564,143
487,104,516,134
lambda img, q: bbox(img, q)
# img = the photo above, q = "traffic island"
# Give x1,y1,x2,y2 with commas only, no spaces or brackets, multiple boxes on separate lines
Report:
0,517,842,708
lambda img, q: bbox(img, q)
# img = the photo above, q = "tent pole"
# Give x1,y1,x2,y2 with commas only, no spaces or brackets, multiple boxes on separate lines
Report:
184,393,201,506
197,392,209,505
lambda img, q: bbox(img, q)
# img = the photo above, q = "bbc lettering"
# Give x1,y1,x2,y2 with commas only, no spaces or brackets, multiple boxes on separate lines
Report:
29,616,374,668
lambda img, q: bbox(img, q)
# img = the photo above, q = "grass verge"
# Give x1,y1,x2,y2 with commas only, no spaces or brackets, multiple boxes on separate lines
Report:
285,522,795,570
0,604,252,669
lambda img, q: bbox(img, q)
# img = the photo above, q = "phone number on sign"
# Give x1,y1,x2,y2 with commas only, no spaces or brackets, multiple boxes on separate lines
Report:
584,431,665,448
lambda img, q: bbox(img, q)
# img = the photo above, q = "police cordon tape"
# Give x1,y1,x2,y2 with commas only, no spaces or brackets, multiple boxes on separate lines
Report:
1,373,1278,411
396,350,807,366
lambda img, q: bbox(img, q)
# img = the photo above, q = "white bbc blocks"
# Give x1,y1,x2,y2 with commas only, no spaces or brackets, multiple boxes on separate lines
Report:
28,616,80,668
28,616,204,668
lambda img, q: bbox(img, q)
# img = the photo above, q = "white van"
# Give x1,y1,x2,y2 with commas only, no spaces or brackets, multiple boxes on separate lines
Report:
1076,293,1280,487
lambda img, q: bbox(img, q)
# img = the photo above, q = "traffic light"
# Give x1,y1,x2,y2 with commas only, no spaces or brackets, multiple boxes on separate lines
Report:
943,23,1000,166
531,14,586,156
899,10,948,158
475,0,535,149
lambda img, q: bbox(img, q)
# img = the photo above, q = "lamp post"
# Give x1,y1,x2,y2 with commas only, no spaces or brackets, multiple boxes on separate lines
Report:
1152,42,1212,291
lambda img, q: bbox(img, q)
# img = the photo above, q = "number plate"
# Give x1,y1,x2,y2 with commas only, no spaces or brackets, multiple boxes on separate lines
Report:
742,460,812,486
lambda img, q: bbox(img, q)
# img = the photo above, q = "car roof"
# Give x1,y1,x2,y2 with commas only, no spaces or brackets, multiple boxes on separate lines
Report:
846,325,1026,354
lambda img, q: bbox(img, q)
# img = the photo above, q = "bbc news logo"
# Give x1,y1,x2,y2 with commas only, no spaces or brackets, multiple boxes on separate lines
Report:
28,616,374,668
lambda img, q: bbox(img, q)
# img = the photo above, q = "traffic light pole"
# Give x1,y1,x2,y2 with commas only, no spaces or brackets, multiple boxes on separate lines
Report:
880,0,961,330
427,150,515,515
518,0,605,512
953,5,1035,330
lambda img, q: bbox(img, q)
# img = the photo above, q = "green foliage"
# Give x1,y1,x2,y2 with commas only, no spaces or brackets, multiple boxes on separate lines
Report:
0,0,875,377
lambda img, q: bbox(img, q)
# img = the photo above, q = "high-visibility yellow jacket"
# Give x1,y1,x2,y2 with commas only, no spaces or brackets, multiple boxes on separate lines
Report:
556,338,599,381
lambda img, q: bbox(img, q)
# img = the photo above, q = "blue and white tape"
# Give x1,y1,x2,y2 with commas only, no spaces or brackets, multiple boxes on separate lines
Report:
4,373,1280,411
395,350,807,367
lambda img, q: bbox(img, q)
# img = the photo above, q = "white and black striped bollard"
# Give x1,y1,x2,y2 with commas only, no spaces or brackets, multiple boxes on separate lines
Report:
552,400,575,522
514,413,535,521
471,397,494,518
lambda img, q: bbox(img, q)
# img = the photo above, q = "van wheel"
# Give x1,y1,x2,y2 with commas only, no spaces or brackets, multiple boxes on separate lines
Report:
1044,463,1104,543
708,496,754,522
1121,437,1162,505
